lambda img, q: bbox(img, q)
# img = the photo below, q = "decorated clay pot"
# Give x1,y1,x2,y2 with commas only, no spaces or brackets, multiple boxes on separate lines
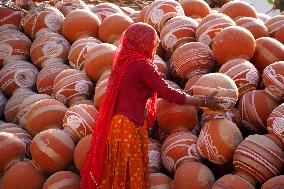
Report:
261,175,284,189
26,99,68,136
91,2,123,21
137,5,149,23
36,61,70,96
22,5,64,39
236,17,268,39
212,26,256,65
153,55,168,78
94,69,110,109
1,161,45,189
239,90,279,133
30,32,70,69
174,161,215,189
99,13,133,43
148,138,161,173
63,104,97,143
0,2,22,31
61,9,101,43
53,69,93,106
68,37,101,70
264,15,284,38
275,25,284,44
43,171,80,189
30,129,75,173
219,59,259,97
251,37,284,73
233,134,284,186
267,103,284,144
73,134,91,171
184,74,205,91
160,16,198,52
0,60,38,96
83,43,116,81
179,0,211,19
149,173,172,189
197,119,243,164
55,0,88,16
219,1,257,20
171,42,215,79
161,131,201,173
212,174,255,189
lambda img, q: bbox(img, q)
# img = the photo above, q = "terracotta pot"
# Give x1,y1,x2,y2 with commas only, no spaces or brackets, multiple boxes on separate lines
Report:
149,138,161,173
233,134,284,186
257,13,271,23
53,69,93,106
264,15,284,38
174,162,215,189
275,25,284,44
61,9,101,43
235,17,268,39
55,0,88,16
179,0,211,19
68,37,101,70
219,1,257,20
30,129,75,173
153,55,168,79
160,16,198,52
184,74,205,91
212,174,255,189
22,5,64,39
197,119,243,164
30,32,70,69
161,131,201,173
261,175,284,189
171,42,215,79
251,37,284,73
212,26,256,65
73,134,92,171
1,161,45,189
63,104,97,143
99,13,134,43
0,2,22,31
36,61,70,96
43,171,80,189
149,173,172,189
94,69,111,109
239,90,279,133
219,59,259,97
267,103,284,144
137,5,149,23
91,2,123,21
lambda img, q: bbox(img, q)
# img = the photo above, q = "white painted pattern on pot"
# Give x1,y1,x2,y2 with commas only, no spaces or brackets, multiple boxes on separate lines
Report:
149,150,161,170
0,43,13,59
44,12,63,31
267,104,284,142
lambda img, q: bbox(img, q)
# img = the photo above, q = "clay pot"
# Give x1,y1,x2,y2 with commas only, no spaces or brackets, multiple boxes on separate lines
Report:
68,37,101,70
55,0,88,16
275,25,284,44
153,55,168,78
137,5,149,23
4,88,35,123
17,94,52,128
36,61,70,96
63,104,97,143
257,13,271,23
160,16,198,52
53,69,93,106
264,15,284,38
1,161,45,189
26,99,68,136
261,175,284,189
219,1,257,20
149,173,172,189
61,9,101,43
219,59,259,97
171,42,215,79
43,171,80,189
83,43,116,81
251,37,284,73
197,119,243,164
22,5,64,39
144,0,185,32
0,60,38,97
0,30,31,66
263,61,284,101
0,2,22,31
0,91,7,119
94,69,110,109
149,138,161,173
99,13,134,43
30,32,70,69
30,129,75,173
174,162,215,189
233,134,284,186
267,103,284,144
212,26,256,65
161,131,201,173
73,134,91,171
212,174,255,189
0,132,26,173
236,17,269,39
91,2,123,21
196,13,235,46
239,90,279,133
184,74,205,91
179,0,211,19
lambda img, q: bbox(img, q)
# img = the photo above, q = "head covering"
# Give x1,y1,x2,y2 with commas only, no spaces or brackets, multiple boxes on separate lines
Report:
80,23,159,189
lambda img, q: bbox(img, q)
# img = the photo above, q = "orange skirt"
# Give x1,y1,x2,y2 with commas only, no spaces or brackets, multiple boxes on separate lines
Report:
98,114,150,189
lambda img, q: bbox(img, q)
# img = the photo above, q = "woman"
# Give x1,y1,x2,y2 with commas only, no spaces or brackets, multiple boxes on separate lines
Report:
81,23,222,189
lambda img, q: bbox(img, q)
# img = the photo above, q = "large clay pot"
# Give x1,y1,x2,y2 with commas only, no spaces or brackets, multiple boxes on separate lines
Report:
91,2,123,21
219,59,259,97
212,26,256,65
0,2,22,31
63,104,97,143
236,17,268,39
22,5,64,39
149,173,172,189
61,9,101,43
30,129,75,173
161,131,201,173
55,0,88,16
261,175,284,189
197,119,243,165
267,103,284,144
179,0,211,19
148,138,161,173
73,134,91,171
233,134,284,186
264,15,284,38
43,171,80,189
212,174,255,189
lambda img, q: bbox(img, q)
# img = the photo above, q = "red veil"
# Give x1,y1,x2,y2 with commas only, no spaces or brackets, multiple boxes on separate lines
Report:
80,23,159,189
